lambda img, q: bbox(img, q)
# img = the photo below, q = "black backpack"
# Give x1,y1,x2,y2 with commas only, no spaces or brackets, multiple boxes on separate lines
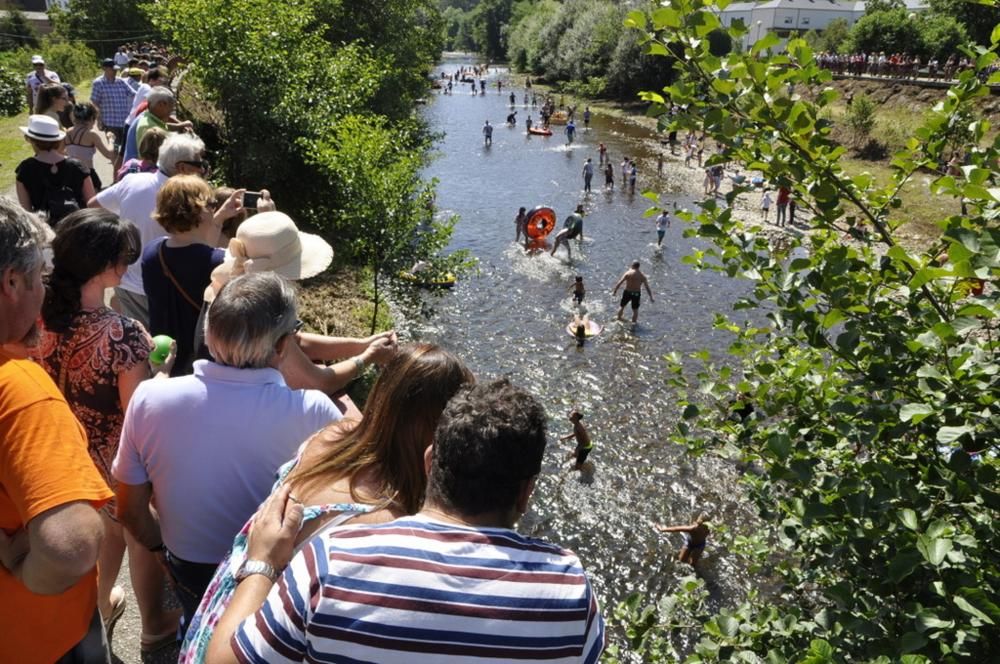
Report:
42,161,81,225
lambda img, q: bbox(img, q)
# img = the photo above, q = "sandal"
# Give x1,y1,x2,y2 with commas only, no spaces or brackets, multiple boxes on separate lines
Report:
102,586,127,642
140,628,179,655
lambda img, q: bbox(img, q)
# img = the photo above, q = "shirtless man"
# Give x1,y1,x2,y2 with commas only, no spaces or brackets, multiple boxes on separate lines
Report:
550,204,585,259
612,260,654,323
654,514,710,567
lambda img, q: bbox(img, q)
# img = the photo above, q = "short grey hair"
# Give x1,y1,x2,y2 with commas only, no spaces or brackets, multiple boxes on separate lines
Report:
205,272,297,369
0,197,46,276
157,133,205,176
146,86,175,109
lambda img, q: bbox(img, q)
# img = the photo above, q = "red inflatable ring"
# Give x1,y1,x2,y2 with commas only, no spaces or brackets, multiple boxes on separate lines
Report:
524,206,556,239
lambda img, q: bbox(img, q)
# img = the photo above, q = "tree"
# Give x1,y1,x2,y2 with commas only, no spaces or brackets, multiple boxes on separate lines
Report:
150,0,463,308
0,8,39,51
846,8,923,57
602,1,1000,660
929,0,1000,47
469,0,513,61
55,0,158,56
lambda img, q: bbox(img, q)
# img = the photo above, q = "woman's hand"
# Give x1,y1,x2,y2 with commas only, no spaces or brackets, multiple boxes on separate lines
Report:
256,189,276,213
150,339,177,378
246,484,304,571
214,188,245,223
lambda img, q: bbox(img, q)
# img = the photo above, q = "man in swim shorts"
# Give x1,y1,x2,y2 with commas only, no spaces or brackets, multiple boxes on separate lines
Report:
612,260,654,323
550,204,585,259
654,514,710,567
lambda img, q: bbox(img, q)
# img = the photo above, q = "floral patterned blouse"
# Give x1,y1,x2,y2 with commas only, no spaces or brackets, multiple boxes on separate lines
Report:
179,448,375,663
33,307,152,496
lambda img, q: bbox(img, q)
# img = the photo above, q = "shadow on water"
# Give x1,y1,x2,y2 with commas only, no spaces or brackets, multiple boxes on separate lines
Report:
411,56,762,639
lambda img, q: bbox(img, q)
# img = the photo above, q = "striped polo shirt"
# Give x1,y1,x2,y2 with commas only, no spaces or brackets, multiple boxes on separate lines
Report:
232,515,605,663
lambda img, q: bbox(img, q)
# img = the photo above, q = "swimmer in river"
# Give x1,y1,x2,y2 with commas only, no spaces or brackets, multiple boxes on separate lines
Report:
550,204,585,259
515,206,527,243
560,410,593,468
654,514,710,567
612,260,654,323
569,275,585,306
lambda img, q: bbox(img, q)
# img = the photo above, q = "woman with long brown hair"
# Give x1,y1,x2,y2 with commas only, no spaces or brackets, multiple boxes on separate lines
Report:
179,343,473,663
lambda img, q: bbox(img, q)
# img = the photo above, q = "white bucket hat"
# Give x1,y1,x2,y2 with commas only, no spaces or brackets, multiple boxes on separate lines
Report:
19,115,65,142
30,54,44,65
205,211,333,301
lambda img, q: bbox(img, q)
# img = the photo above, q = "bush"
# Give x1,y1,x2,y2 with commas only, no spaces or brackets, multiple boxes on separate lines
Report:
844,93,876,144
846,8,923,57
0,64,25,116
39,38,97,85
0,9,39,51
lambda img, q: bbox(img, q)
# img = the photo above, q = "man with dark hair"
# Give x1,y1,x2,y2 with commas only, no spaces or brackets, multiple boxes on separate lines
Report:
206,379,605,664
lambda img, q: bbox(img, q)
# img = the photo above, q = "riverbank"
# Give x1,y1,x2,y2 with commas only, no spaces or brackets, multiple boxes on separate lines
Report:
526,75,964,248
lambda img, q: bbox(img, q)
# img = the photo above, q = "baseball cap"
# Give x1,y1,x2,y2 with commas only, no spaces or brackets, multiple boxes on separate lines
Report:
101,57,118,69
31,55,44,65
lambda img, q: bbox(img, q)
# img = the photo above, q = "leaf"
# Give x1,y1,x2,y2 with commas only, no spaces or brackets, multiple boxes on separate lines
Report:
899,508,919,531
717,614,740,637
915,608,954,632
683,404,700,419
900,631,928,653
954,595,996,625
651,7,681,29
916,536,952,567
936,425,972,444
624,9,647,30
957,587,1000,623
888,548,922,582
900,403,934,424
992,23,1000,46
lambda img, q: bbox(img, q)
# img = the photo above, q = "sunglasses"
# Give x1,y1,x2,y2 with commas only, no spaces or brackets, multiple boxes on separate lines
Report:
287,319,304,337
180,159,209,170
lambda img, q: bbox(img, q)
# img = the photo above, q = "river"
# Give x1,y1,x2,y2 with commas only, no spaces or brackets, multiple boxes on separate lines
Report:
409,56,759,647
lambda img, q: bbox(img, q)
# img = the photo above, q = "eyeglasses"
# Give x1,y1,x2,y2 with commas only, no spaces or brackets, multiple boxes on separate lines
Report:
287,319,304,337
180,159,209,171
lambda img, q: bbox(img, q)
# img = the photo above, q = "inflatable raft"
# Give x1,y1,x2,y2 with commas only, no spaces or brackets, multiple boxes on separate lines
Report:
566,319,603,338
527,127,552,136
524,206,556,239
548,111,569,125
398,271,457,289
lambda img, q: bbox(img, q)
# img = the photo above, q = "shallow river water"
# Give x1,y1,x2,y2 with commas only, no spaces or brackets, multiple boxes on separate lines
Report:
408,57,758,636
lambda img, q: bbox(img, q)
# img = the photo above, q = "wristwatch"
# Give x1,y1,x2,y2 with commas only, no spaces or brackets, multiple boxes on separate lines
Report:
235,559,279,583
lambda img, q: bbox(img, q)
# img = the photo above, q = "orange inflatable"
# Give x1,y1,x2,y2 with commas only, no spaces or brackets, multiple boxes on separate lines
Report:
524,206,556,239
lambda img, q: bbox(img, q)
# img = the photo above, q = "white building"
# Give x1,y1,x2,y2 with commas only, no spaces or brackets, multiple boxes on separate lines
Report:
719,0,930,51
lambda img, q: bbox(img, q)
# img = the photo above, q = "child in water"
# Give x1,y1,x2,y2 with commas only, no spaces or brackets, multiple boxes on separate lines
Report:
654,514,710,567
570,275,585,306
560,410,593,469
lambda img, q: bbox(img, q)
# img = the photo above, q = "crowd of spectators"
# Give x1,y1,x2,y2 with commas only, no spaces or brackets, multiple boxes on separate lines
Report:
816,51,984,81
0,42,606,664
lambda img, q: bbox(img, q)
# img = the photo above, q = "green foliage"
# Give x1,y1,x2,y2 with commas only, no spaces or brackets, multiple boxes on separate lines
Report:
0,37,96,85
39,38,97,86
919,14,970,62
438,0,511,59
846,9,970,60
846,8,922,56
928,0,1000,47
151,0,460,311
0,9,39,51
845,93,876,144
803,18,850,54
507,0,673,99
0,64,24,116
54,0,158,57
616,0,1000,660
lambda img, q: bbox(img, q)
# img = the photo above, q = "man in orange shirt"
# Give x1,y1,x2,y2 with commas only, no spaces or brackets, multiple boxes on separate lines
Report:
0,200,113,663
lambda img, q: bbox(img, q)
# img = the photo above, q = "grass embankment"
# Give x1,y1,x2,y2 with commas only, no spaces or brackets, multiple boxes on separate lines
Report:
0,80,93,190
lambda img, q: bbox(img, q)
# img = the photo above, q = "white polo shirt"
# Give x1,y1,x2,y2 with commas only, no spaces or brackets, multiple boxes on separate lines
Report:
95,170,169,295
112,360,341,563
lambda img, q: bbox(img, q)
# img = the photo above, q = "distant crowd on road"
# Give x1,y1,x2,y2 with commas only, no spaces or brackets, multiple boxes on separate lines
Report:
816,51,999,82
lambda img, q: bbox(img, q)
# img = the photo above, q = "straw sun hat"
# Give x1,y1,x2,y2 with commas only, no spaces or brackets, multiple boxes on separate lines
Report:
204,211,334,302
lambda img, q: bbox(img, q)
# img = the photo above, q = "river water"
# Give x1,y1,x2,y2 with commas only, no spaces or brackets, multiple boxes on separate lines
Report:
409,56,758,643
